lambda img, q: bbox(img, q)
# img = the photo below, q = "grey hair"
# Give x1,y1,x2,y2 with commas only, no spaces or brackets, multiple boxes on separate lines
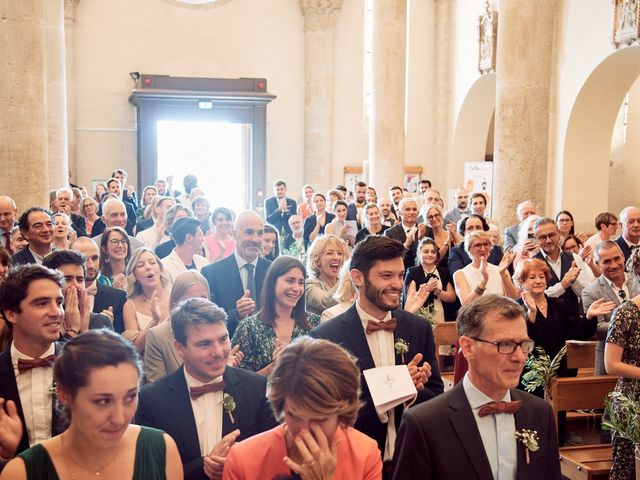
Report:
457,294,526,338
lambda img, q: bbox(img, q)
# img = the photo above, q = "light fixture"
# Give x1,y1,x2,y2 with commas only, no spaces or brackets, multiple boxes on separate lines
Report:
198,100,213,110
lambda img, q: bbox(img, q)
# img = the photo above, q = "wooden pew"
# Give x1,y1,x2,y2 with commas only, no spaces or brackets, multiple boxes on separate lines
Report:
432,322,457,372
565,340,597,374
559,444,612,480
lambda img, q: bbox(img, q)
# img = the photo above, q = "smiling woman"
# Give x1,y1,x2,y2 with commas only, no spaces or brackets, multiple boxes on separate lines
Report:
0,330,183,480
231,256,320,375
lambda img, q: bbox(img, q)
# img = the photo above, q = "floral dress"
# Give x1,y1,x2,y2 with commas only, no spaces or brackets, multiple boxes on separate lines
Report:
231,312,320,372
606,300,640,480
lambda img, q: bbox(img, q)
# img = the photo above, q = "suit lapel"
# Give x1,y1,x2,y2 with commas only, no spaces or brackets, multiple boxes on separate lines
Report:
0,349,30,452
535,252,560,285
224,255,245,301
448,384,494,479
255,258,270,309
560,252,574,278
599,276,621,305
341,306,376,371
167,367,201,456
222,368,239,436
511,389,536,479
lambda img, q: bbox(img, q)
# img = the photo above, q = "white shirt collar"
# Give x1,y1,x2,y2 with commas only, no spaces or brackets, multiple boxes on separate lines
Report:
355,301,392,331
462,373,511,410
183,367,224,389
11,342,56,366
234,251,258,270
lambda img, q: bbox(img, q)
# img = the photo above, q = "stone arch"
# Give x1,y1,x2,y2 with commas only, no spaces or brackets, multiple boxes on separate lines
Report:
562,46,640,222
451,73,496,186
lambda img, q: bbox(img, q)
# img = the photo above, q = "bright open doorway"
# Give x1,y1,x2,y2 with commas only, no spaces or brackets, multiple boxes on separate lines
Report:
156,120,252,215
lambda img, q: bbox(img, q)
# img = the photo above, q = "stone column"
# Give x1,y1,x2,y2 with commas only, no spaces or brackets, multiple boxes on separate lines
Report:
300,0,343,191
64,0,79,186
0,0,50,210
493,0,559,227
368,0,407,194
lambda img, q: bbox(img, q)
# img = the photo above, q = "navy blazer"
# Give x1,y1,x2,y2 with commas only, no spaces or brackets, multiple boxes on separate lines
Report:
0,344,65,455
135,365,277,480
303,212,336,249
392,382,561,480
616,235,634,262
383,223,434,271
93,283,127,333
310,305,444,455
534,251,580,314
448,243,504,276
201,254,271,337
265,196,297,236
11,248,37,266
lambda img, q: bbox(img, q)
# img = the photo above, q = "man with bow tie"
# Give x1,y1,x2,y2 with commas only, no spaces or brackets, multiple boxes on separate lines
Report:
392,295,561,480
135,298,277,480
0,265,68,460
310,235,443,475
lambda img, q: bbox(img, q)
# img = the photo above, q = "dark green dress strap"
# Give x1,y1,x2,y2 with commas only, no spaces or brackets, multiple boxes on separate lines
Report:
17,426,166,480
18,444,59,480
133,426,167,479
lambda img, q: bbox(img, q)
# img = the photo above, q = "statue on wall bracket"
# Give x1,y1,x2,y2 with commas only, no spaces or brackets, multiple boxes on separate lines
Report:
478,1,497,75
614,0,640,48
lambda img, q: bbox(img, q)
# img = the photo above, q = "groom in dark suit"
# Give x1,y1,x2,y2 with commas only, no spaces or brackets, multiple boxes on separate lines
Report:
310,235,443,470
135,298,277,480
392,295,561,480
201,210,271,337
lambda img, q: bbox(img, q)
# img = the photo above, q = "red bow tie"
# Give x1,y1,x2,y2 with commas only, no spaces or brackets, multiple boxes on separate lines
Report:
365,318,397,335
17,355,56,375
189,381,225,399
478,400,523,417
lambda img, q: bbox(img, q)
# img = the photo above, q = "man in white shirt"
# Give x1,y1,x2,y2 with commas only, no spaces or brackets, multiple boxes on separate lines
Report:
163,217,209,283
615,206,640,261
0,265,67,458
135,298,277,480
393,295,561,480
12,207,54,266
136,196,175,249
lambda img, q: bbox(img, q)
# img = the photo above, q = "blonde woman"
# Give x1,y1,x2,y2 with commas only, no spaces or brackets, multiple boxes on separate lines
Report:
305,235,347,315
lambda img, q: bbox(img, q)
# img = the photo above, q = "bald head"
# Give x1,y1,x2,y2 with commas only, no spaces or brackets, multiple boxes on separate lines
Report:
0,196,17,231
233,211,265,262
70,237,100,283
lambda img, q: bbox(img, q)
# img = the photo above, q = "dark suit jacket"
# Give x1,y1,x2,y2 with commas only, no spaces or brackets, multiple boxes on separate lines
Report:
448,243,504,276
392,383,561,480
135,365,277,480
69,213,87,238
155,239,176,259
136,216,154,234
384,223,434,270
11,248,37,266
303,212,335,249
534,251,580,314
347,202,365,229
201,254,271,337
310,305,444,455
403,264,459,321
265,196,297,236
0,344,65,455
93,283,127,333
616,235,634,262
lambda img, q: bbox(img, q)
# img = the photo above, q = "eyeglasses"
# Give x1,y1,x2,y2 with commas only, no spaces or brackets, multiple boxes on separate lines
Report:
470,337,535,355
471,242,491,250
109,239,127,246
427,214,441,220
535,232,558,242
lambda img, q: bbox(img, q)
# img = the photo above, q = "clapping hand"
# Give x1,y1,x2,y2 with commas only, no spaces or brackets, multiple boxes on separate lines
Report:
204,429,241,480
407,353,430,392
0,398,21,460
283,423,340,480
236,290,256,319
498,248,515,273
560,261,581,290
404,281,429,314
521,291,537,323
586,298,616,320
228,345,245,367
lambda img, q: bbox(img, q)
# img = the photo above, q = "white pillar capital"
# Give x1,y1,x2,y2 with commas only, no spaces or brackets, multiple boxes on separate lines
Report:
300,0,343,31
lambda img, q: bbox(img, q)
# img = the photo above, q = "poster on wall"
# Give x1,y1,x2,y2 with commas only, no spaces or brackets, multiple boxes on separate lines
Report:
463,162,494,217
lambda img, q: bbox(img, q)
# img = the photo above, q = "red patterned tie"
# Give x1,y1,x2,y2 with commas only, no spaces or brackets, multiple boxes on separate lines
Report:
17,355,55,375
478,400,523,417
365,318,397,334
189,381,225,399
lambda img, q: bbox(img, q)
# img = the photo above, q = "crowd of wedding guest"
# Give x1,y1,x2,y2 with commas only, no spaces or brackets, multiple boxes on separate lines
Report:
0,170,639,479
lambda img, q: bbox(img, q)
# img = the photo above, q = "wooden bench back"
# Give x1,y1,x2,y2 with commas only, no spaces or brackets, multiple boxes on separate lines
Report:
433,321,457,347
565,340,597,370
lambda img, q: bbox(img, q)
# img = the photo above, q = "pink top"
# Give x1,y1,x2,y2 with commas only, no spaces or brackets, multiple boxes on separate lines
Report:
205,234,236,262
223,424,382,480
297,203,314,220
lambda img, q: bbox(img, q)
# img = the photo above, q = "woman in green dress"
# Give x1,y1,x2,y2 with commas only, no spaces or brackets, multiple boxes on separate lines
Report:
0,330,182,480
232,256,319,375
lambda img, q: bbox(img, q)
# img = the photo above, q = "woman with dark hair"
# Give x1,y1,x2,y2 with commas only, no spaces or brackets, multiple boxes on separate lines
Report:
191,195,212,236
605,249,640,479
224,337,381,479
93,183,107,203
325,200,356,246
555,210,576,240
404,238,458,322
0,330,183,480
98,226,131,289
561,234,600,280
231,256,320,375
261,224,280,261
355,203,389,243
80,197,100,237
303,193,335,248
205,207,235,263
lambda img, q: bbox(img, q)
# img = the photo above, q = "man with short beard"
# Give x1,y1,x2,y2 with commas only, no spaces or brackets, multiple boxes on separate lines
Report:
377,197,397,227
311,235,443,469
347,181,368,228
70,237,127,333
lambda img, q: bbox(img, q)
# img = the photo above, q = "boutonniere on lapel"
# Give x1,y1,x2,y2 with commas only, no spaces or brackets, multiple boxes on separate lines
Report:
515,429,539,464
394,338,410,363
223,393,236,424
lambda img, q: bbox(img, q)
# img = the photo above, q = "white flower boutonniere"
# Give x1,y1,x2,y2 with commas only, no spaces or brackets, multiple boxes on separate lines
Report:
223,393,236,424
394,338,410,363
515,429,539,464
